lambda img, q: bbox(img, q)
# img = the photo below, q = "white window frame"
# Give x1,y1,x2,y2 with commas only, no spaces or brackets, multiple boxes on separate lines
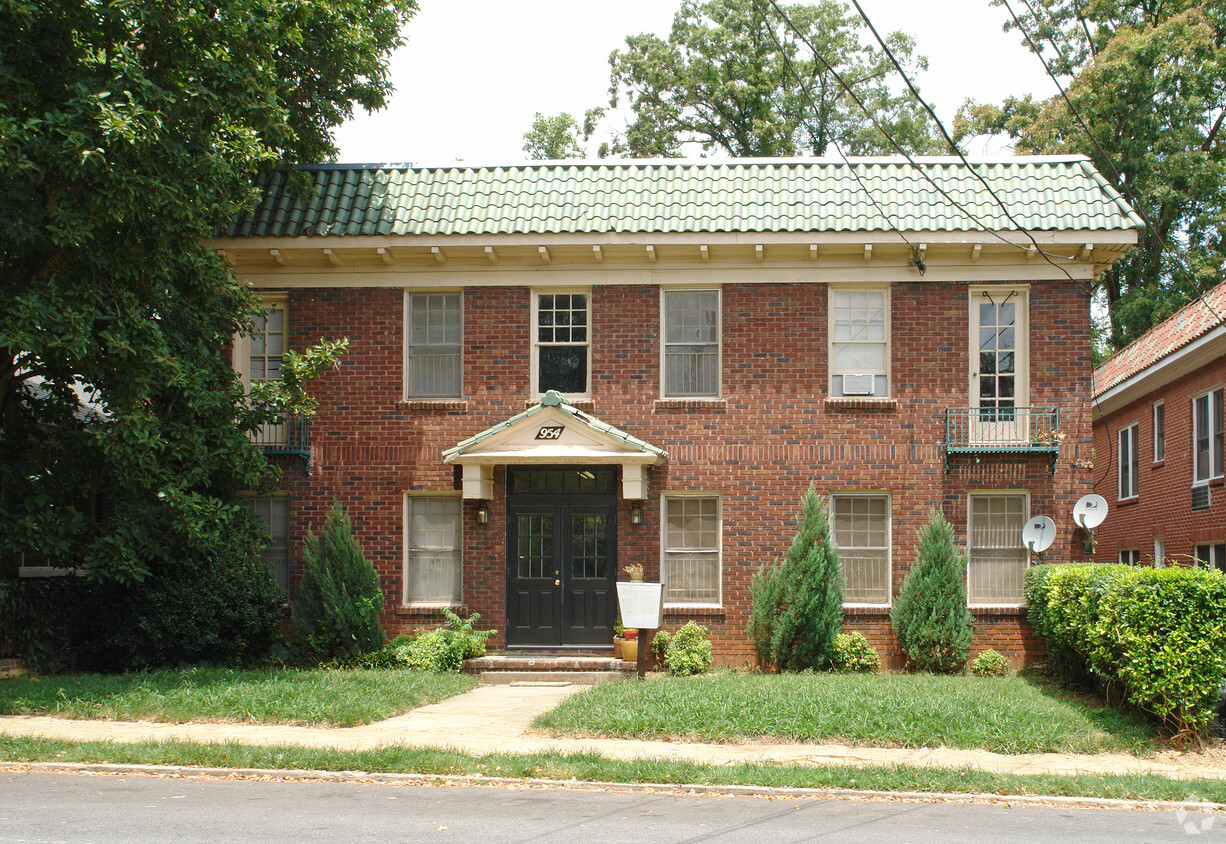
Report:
233,293,288,389
1193,387,1224,485
661,288,721,398
1154,536,1166,567
405,291,463,399
1194,542,1226,572
967,491,1029,607
403,494,463,606
968,286,1030,412
531,288,591,399
1118,423,1139,500
1153,400,1165,463
244,494,290,591
831,492,891,607
829,286,890,397
661,493,722,607
1118,549,1141,566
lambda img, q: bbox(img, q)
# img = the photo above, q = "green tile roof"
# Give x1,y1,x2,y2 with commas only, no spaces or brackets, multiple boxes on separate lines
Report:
225,156,1143,239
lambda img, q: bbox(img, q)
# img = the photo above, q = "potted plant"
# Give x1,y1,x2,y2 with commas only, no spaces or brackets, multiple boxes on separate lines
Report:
622,563,644,582
612,620,638,661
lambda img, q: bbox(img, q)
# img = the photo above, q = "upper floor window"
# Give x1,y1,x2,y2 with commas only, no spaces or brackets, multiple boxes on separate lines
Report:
1153,401,1165,463
404,495,462,605
970,287,1029,415
1193,387,1224,484
534,292,589,397
407,293,462,398
235,295,288,388
832,493,890,605
1118,423,1139,500
662,494,721,606
967,492,1027,606
663,289,720,397
830,288,889,397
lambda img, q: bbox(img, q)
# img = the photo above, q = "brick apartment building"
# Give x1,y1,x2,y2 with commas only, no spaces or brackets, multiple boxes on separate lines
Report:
216,157,1141,667
1091,279,1226,569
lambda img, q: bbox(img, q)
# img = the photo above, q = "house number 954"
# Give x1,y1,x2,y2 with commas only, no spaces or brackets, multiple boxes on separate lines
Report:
535,426,564,440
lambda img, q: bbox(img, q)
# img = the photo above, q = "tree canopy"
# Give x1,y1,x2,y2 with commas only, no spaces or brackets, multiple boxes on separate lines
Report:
0,0,416,584
588,0,943,158
954,0,1226,352
522,112,586,159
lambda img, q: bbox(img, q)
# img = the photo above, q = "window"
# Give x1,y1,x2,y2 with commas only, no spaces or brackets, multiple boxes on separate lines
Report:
1118,549,1141,566
534,292,589,397
968,493,1028,605
970,287,1029,418
1118,423,1139,500
407,293,462,398
830,288,889,397
1154,536,1165,566
662,495,721,605
1153,401,1165,463
1195,542,1226,572
1193,387,1224,484
404,496,462,604
663,290,719,397
832,494,890,605
246,496,289,590
247,303,286,386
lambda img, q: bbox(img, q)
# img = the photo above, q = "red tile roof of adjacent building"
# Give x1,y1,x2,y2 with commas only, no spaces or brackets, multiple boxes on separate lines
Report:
1094,279,1226,397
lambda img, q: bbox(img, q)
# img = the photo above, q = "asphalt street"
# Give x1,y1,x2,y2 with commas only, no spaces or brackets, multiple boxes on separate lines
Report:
0,770,1213,843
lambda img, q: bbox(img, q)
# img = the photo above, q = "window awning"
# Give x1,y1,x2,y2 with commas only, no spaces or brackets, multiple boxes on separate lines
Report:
442,391,666,500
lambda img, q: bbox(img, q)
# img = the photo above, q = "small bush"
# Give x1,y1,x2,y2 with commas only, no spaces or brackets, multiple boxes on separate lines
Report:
1026,562,1226,739
890,509,974,673
663,621,712,676
971,649,1010,677
831,632,881,674
747,484,844,671
291,500,384,659
401,610,496,673
651,629,671,662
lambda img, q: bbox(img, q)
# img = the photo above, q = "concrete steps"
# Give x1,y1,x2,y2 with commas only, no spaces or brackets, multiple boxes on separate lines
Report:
464,653,638,685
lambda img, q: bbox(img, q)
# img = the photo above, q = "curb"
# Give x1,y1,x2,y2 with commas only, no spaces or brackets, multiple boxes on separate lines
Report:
6,761,1224,812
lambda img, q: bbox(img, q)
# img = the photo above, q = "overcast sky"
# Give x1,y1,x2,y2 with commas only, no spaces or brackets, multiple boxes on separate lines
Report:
333,0,1059,166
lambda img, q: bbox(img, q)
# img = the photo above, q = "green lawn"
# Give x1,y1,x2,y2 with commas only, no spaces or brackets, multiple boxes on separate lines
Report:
2,734,1219,804
0,667,477,728
533,672,1156,755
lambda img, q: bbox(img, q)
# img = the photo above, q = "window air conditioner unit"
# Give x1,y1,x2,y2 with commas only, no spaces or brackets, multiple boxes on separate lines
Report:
842,374,875,396
1192,485,1211,510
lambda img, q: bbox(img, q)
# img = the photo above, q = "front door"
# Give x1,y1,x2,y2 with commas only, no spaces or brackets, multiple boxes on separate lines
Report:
506,468,617,647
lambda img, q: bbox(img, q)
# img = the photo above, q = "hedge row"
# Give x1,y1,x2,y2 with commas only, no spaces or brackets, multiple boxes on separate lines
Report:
1025,563,1226,738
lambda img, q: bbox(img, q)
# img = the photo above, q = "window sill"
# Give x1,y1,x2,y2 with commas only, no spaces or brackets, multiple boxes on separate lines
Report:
824,397,897,412
398,399,468,413
664,605,725,619
1116,495,1139,506
654,398,727,412
969,605,1027,616
396,604,465,617
843,605,891,616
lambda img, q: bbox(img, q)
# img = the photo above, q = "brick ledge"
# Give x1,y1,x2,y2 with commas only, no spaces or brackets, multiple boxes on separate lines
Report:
396,399,469,413
824,397,898,412
654,399,727,412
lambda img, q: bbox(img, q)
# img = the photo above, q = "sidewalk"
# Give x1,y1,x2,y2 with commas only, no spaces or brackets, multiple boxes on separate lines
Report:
3,682,1226,782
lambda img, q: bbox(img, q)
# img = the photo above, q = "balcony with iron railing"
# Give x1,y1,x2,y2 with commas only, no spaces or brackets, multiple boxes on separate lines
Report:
944,406,1060,474
251,414,310,471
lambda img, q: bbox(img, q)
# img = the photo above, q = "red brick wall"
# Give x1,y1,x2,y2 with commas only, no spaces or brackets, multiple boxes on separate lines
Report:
1092,356,1226,566
267,278,1091,669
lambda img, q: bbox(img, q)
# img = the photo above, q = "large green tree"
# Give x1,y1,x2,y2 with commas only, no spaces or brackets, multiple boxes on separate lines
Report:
522,112,585,159
955,0,1226,351
0,0,416,586
588,0,942,158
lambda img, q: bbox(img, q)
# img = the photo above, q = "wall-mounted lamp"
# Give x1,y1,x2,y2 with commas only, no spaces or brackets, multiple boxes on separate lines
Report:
476,505,490,525
630,506,643,525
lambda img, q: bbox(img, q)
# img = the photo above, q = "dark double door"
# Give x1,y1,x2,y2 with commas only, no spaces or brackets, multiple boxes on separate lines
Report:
507,495,617,647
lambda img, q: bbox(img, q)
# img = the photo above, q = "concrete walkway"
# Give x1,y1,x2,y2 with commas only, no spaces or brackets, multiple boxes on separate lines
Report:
3,682,1226,782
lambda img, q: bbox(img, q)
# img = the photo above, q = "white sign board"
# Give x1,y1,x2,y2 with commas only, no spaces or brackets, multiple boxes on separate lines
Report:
616,582,664,629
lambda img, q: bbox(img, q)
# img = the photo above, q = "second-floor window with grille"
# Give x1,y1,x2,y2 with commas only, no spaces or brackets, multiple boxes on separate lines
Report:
407,293,462,398
830,289,889,397
535,292,589,396
663,290,719,397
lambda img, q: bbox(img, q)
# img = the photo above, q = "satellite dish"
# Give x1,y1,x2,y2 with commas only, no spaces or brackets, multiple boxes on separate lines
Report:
1073,494,1108,530
1022,515,1056,554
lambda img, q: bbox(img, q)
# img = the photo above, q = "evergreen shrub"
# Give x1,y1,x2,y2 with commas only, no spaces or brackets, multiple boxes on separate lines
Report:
889,509,974,673
291,500,384,659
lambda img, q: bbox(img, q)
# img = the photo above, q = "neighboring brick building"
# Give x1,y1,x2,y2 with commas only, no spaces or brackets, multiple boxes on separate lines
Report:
215,157,1140,668
1091,280,1226,569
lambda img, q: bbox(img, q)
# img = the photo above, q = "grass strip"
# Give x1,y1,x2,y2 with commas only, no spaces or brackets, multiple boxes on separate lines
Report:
0,734,1219,803
0,669,478,728
533,673,1156,755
